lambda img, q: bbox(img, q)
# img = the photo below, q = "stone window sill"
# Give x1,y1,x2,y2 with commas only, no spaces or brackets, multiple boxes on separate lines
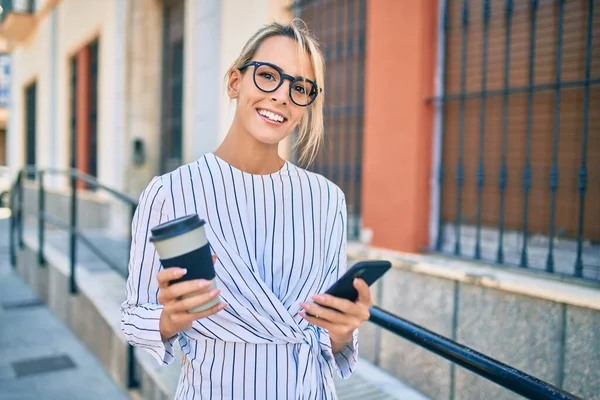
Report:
348,241,600,311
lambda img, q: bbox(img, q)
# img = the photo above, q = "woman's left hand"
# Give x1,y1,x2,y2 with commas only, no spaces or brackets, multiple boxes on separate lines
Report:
299,278,373,348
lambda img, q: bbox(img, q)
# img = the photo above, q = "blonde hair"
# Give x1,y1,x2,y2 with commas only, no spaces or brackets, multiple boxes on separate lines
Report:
226,19,325,167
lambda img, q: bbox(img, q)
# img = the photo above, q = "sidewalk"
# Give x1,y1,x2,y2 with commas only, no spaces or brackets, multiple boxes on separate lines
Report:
0,216,129,400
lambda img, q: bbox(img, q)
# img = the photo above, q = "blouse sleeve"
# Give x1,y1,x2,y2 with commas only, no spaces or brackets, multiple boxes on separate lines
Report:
318,190,359,379
120,176,177,366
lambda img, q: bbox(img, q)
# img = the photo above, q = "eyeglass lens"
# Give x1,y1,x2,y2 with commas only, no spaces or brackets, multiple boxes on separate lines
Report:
254,64,316,106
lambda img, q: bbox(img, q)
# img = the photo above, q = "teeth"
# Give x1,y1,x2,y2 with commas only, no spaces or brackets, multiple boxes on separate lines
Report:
259,109,284,123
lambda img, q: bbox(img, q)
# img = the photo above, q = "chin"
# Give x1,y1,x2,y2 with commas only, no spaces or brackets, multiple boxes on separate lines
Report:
247,122,291,146
250,131,289,146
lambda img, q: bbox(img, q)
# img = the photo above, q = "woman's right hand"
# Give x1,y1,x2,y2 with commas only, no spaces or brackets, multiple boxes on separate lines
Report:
157,257,227,342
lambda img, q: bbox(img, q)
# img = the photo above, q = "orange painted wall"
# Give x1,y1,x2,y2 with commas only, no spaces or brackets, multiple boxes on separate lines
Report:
361,0,438,253
76,46,90,189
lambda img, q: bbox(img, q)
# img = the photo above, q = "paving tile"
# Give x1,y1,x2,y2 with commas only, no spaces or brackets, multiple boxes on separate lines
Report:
12,354,77,378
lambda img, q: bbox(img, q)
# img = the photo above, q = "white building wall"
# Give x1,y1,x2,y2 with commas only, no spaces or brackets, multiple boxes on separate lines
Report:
122,0,162,197
217,0,270,145
183,0,221,164
8,10,52,171
55,0,118,189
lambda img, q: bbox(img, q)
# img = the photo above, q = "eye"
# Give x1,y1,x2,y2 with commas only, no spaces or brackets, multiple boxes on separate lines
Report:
259,72,276,81
293,85,307,94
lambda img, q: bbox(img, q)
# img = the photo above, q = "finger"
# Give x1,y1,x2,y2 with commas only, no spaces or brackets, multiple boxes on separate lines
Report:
157,267,187,289
212,254,218,263
354,278,373,306
179,301,228,323
170,288,222,314
299,311,336,331
168,279,213,299
311,294,355,315
159,279,212,304
299,302,345,324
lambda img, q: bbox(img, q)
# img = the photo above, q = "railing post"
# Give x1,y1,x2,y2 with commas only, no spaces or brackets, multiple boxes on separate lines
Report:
126,203,139,389
18,170,24,249
453,0,469,256
127,344,138,389
497,0,513,265
9,203,15,267
9,171,20,269
38,170,46,266
520,0,539,269
474,0,491,260
574,0,593,278
545,0,565,274
69,171,78,295
434,0,449,253
128,203,136,256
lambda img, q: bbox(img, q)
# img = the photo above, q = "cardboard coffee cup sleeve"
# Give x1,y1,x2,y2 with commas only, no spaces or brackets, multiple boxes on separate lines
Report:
160,243,216,285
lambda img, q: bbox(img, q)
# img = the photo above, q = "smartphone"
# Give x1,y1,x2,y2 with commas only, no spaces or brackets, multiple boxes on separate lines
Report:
324,260,392,302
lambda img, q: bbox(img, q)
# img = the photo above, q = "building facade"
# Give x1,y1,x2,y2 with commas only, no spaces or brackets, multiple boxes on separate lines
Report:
2,0,599,399
4,0,293,231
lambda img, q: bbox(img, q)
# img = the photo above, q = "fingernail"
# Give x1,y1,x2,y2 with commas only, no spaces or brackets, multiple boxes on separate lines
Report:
199,280,211,287
210,289,220,296
312,295,324,302
180,268,188,275
299,302,309,309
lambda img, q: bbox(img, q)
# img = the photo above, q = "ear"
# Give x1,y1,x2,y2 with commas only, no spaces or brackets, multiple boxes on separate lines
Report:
227,69,242,99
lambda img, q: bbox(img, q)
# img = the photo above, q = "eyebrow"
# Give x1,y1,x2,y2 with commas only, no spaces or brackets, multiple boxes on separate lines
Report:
261,61,315,82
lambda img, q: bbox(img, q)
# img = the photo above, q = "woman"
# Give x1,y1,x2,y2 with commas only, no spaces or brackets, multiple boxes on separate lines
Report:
121,19,373,399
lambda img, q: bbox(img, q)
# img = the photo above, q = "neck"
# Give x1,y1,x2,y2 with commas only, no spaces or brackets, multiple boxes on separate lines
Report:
214,121,285,175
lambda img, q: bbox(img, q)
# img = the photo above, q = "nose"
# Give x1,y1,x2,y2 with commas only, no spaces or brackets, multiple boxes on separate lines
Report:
270,83,288,105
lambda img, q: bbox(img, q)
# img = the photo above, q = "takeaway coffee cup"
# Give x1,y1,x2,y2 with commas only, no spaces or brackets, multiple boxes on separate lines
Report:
149,214,220,313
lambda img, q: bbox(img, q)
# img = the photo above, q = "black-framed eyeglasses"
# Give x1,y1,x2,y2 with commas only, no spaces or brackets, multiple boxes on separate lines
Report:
239,61,322,107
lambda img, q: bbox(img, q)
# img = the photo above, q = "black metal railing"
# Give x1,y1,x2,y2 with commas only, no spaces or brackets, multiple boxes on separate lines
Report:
8,167,139,389
7,165,585,399
369,307,582,400
432,0,599,282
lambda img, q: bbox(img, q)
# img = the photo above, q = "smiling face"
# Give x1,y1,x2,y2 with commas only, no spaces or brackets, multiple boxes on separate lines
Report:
226,35,316,147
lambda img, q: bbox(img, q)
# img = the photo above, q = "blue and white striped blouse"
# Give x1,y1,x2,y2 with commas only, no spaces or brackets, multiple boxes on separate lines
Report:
121,153,358,399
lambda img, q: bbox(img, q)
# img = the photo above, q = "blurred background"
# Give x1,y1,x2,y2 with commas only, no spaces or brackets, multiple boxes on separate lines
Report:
0,0,598,399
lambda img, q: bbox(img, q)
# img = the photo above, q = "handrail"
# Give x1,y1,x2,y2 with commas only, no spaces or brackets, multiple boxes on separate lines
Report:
7,166,585,399
369,307,581,400
18,166,135,281
8,166,139,389
23,166,138,205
